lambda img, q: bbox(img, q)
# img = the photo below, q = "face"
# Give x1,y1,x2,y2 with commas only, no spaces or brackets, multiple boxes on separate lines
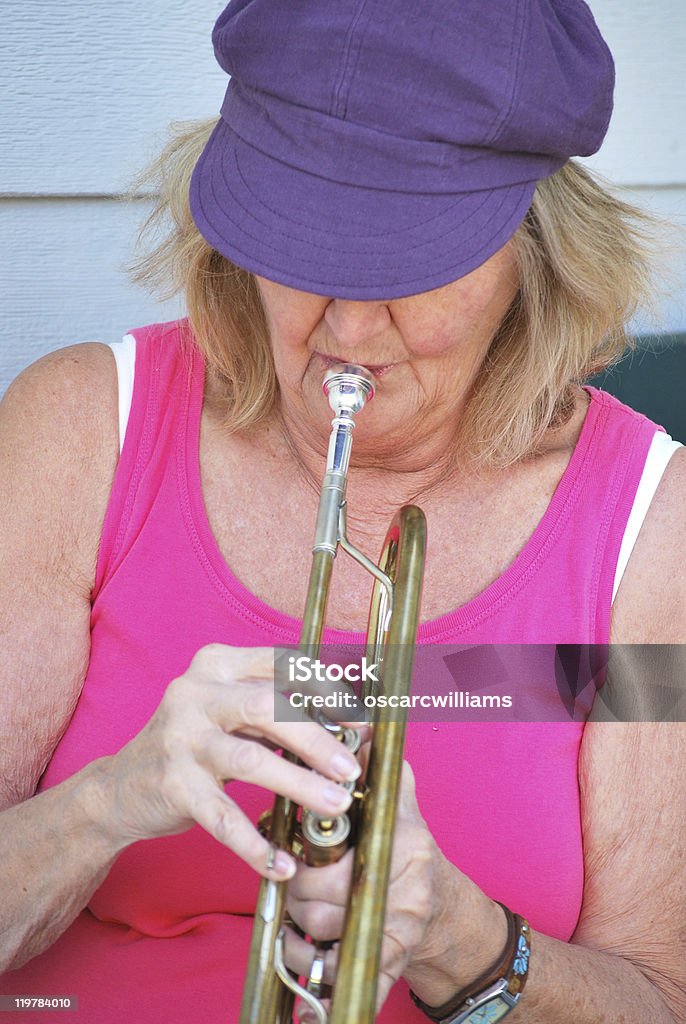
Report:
255,242,519,468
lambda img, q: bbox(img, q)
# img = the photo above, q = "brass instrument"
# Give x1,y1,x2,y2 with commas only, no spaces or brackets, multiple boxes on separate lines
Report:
240,365,426,1024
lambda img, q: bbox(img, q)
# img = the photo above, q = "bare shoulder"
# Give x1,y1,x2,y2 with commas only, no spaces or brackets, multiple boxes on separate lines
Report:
611,445,686,643
0,343,119,807
3,340,117,407
1,342,119,556
2,342,118,492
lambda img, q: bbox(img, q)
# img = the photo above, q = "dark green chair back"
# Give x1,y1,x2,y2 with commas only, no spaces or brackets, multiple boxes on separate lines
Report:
590,334,686,444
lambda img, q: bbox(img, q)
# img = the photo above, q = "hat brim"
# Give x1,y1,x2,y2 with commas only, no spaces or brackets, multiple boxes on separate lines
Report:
189,118,536,301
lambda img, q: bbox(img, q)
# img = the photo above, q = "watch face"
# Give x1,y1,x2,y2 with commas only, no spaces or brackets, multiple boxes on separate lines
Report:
463,996,513,1023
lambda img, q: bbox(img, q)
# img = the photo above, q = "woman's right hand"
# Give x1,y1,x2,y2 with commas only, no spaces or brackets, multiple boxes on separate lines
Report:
94,644,361,880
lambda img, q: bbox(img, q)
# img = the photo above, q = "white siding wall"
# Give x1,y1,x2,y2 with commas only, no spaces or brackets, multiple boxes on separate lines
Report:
2,0,685,394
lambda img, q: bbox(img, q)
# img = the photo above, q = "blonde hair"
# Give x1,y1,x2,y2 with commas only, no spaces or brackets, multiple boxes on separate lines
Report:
129,118,659,464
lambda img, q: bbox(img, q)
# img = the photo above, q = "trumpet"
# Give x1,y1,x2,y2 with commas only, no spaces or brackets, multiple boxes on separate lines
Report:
240,365,426,1024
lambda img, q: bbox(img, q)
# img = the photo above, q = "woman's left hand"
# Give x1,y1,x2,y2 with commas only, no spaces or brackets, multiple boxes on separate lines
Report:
283,761,458,1017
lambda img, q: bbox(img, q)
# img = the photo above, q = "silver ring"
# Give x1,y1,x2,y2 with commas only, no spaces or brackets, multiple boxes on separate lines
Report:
307,949,327,996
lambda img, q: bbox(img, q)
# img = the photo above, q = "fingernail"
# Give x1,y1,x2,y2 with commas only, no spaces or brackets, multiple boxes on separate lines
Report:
274,851,295,878
323,783,352,810
331,753,361,780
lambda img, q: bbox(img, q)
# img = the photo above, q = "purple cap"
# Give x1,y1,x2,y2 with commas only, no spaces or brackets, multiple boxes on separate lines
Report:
190,0,614,299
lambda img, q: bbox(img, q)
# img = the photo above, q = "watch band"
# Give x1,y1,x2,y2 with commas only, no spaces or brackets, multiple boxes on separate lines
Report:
409,902,531,1024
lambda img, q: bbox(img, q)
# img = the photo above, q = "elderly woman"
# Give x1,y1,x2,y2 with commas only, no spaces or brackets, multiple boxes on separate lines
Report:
0,1,684,1022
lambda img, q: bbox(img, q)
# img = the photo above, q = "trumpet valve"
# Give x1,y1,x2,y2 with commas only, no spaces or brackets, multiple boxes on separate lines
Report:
301,809,352,867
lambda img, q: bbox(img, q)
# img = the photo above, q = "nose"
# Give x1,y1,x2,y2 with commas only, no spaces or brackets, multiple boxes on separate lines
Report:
323,299,392,352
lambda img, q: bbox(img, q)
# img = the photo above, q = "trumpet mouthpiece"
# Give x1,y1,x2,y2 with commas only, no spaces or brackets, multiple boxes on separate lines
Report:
323,364,375,417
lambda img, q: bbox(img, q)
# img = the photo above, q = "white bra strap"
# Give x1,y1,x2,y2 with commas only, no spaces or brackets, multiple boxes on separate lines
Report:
108,334,137,455
612,430,684,603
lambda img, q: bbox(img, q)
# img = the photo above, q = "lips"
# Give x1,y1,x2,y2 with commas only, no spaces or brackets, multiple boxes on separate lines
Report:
316,352,396,377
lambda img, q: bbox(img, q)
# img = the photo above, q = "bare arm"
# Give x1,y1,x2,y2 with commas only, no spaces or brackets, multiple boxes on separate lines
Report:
0,344,126,968
0,763,134,971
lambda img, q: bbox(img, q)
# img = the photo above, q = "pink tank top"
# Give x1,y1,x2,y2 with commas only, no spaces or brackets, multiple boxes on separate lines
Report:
2,320,661,1023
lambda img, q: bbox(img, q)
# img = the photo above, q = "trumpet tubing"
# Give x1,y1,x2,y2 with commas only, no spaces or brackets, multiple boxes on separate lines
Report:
240,365,426,1024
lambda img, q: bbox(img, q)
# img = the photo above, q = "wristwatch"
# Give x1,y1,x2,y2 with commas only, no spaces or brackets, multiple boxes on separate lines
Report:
410,903,531,1024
